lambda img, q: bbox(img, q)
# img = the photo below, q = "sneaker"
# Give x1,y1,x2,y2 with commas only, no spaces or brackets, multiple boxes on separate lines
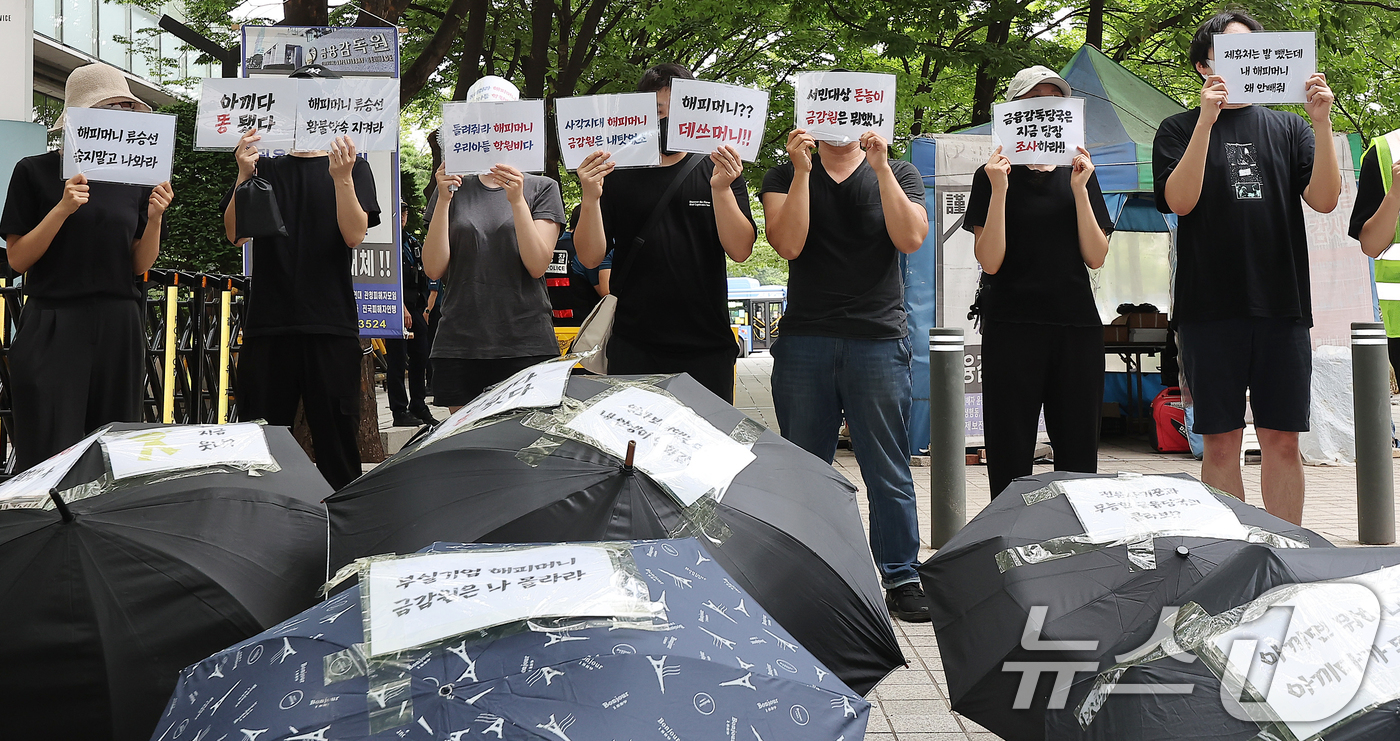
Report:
886,583,932,623
391,412,423,427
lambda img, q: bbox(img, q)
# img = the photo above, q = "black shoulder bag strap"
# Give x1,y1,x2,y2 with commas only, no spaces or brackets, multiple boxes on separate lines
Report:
611,154,708,289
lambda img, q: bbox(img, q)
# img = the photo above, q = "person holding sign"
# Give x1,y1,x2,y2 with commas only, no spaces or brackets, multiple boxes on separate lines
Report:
1350,129,1400,377
221,64,381,490
1154,11,1341,525
964,66,1114,499
423,77,566,409
0,64,174,471
759,88,930,621
574,64,756,403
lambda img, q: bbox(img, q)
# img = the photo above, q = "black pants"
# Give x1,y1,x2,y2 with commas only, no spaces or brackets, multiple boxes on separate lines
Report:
981,321,1104,498
385,328,431,417
238,334,362,490
606,333,736,404
11,298,144,471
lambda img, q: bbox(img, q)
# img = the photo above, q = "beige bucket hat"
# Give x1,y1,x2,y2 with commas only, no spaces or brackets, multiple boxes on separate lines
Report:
51,63,152,132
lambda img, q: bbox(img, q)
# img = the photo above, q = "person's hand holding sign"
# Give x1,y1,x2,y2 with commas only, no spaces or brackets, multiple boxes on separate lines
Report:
1069,147,1095,192
709,145,744,189
1303,72,1334,125
147,181,174,221
234,128,261,184
986,146,1011,194
58,173,90,216
860,131,892,174
327,135,358,183
1198,75,1229,127
490,164,528,205
434,163,462,202
786,129,816,175
577,151,614,202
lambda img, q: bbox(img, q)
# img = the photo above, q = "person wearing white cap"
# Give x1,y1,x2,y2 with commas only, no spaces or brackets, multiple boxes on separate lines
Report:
1154,10,1340,525
0,63,174,471
963,65,1114,499
422,76,567,408
221,63,381,490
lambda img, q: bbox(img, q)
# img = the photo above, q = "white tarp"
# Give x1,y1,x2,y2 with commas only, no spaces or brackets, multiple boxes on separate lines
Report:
1299,345,1356,465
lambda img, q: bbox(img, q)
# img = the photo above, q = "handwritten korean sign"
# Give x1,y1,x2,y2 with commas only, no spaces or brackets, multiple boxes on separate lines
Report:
62,107,176,186
364,544,658,656
98,423,276,481
991,96,1085,167
564,386,756,506
666,78,769,162
441,99,547,175
293,77,399,152
1059,475,1251,543
554,93,660,170
195,78,300,152
1212,31,1317,105
0,427,105,510
794,71,896,144
425,356,575,443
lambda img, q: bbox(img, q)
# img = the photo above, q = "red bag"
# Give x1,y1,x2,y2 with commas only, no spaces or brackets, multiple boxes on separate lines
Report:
1150,387,1190,453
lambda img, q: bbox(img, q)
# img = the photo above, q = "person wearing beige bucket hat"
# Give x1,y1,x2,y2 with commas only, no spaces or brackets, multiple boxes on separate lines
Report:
0,63,174,471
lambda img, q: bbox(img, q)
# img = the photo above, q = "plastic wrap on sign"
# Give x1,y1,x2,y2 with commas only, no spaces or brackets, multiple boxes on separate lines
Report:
98,423,280,482
1059,474,1251,544
0,427,108,510
423,356,577,445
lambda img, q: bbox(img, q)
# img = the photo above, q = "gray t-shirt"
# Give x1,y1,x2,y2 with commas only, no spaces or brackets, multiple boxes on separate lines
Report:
425,174,567,359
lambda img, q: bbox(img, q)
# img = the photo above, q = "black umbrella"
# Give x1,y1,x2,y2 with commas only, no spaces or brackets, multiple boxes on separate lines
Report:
152,539,872,741
1047,545,1400,741
919,471,1332,741
0,423,330,741
328,372,903,694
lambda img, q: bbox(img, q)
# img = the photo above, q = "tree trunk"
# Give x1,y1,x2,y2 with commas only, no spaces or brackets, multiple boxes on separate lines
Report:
282,0,328,26
400,0,476,101
970,20,1011,125
522,0,555,99
452,0,490,99
354,0,412,27
1086,0,1105,50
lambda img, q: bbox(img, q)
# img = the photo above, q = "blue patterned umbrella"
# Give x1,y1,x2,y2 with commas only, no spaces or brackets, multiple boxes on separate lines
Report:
150,538,868,741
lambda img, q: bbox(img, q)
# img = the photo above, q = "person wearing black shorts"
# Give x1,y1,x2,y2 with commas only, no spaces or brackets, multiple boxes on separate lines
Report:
1154,11,1341,524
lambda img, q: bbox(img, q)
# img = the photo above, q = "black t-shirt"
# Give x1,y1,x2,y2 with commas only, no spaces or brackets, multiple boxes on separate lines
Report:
601,154,754,352
0,151,149,302
963,165,1114,327
760,157,925,339
223,155,381,337
1349,147,1392,243
402,231,428,314
1153,105,1316,325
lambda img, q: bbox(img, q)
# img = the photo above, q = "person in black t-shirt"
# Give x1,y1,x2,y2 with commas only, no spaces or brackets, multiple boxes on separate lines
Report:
385,204,437,427
574,64,756,403
222,66,381,490
760,102,930,621
0,63,174,471
1349,130,1400,375
1154,11,1341,525
963,66,1115,499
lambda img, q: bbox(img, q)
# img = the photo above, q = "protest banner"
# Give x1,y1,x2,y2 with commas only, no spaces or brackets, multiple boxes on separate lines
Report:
99,424,276,481
665,78,769,162
293,77,399,151
194,77,299,151
1212,31,1317,105
441,99,547,174
564,386,756,506
62,107,176,186
363,544,659,655
1058,475,1251,543
242,25,396,77
426,357,575,443
991,96,1085,167
794,71,896,144
554,93,660,170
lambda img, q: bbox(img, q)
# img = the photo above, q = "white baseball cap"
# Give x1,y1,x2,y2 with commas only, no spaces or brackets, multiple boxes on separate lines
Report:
466,76,520,103
1004,65,1072,101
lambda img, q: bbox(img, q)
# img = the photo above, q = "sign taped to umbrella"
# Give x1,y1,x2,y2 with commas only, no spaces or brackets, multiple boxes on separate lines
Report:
361,543,661,656
1060,475,1252,543
991,96,1084,167
555,93,660,170
0,427,106,509
794,71,896,144
425,356,577,444
98,423,280,481
563,385,756,506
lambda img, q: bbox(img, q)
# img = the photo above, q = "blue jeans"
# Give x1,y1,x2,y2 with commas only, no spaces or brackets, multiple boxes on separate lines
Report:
771,334,921,588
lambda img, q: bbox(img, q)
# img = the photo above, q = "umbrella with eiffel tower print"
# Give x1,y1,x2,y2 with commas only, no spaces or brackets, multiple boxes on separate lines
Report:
150,538,869,741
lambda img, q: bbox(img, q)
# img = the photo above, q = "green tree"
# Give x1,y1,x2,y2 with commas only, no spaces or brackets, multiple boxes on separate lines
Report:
156,100,242,273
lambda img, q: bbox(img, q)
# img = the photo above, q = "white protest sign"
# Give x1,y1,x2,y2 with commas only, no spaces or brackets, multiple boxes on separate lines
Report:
441,99,546,175
98,423,276,481
666,78,769,162
0,427,105,510
425,357,575,444
564,386,756,506
293,77,399,152
554,93,660,171
991,96,1085,167
794,71,896,144
364,544,659,656
194,78,300,151
1059,475,1251,543
1212,31,1317,105
62,107,176,186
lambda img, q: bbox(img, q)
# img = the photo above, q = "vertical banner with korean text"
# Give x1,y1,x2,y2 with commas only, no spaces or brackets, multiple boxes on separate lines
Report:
440,100,547,174
62,108,176,186
666,78,769,162
1212,31,1317,105
793,71,896,144
991,97,1085,167
554,93,659,170
240,26,403,338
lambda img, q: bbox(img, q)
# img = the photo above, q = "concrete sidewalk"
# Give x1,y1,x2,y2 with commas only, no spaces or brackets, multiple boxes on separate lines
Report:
378,356,1400,740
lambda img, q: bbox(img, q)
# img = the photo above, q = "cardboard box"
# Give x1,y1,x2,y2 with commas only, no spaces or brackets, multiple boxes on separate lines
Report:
1104,325,1129,343
1127,312,1169,329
